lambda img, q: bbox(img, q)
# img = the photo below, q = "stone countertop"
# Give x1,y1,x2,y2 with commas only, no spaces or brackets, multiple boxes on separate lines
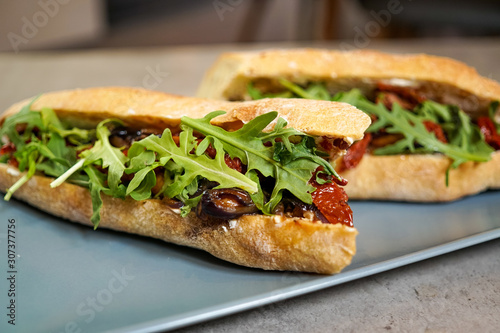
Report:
175,239,500,332
1,38,499,332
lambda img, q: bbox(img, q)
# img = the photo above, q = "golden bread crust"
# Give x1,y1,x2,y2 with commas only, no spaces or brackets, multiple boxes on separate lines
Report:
0,164,356,274
196,49,500,106
339,152,500,201
2,87,370,141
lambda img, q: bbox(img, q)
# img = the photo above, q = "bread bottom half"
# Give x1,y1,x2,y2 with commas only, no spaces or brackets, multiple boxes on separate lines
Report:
339,151,500,202
0,163,357,274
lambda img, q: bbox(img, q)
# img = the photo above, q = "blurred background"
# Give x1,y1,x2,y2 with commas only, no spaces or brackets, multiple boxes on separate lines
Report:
1,0,500,52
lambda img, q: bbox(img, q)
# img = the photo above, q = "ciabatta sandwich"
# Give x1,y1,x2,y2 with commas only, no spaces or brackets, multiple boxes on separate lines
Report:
197,49,500,201
0,87,370,274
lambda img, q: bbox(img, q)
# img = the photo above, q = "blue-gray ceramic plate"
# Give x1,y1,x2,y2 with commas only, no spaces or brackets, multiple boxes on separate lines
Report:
1,191,499,332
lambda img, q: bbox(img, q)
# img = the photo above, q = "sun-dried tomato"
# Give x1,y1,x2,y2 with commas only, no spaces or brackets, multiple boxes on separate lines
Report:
0,143,18,168
201,140,244,173
0,142,16,155
423,120,448,143
376,92,415,110
7,158,19,168
477,116,500,150
224,154,244,173
309,169,353,227
319,136,350,153
337,133,372,172
376,82,426,110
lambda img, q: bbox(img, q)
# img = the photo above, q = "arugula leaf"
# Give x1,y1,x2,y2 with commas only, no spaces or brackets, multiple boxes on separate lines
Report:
48,119,128,227
415,100,453,123
83,166,111,229
4,149,37,201
247,82,265,100
0,97,43,149
490,101,500,131
258,117,304,151
125,150,161,200
182,111,334,214
177,176,204,216
40,107,63,130
51,119,128,192
247,81,293,100
2,100,90,200
277,79,325,100
342,92,493,160
39,106,94,147
80,120,127,192
83,165,127,229
35,133,73,176
127,167,157,201
251,78,331,101
127,123,258,214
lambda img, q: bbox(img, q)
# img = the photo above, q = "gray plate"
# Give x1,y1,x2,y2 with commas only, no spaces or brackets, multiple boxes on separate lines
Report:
1,191,499,333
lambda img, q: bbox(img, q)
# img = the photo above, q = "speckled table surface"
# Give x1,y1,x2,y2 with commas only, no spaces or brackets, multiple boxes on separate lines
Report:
1,38,499,332
174,239,500,333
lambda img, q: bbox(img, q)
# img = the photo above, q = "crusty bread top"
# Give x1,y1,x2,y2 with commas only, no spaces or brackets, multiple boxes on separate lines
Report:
1,86,370,141
196,49,500,109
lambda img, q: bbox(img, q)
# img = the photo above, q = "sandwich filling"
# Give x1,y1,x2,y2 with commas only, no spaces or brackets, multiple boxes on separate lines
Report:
0,99,353,229
248,79,500,183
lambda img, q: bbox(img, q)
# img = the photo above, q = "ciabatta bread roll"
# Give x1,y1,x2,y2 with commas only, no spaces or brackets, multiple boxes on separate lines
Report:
0,87,370,274
197,49,500,201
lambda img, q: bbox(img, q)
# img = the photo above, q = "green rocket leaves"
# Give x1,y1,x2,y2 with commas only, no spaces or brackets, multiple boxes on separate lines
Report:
2,102,335,228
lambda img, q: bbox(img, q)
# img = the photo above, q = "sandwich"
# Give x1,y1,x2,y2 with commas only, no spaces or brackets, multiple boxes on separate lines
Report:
196,49,500,202
0,87,370,274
